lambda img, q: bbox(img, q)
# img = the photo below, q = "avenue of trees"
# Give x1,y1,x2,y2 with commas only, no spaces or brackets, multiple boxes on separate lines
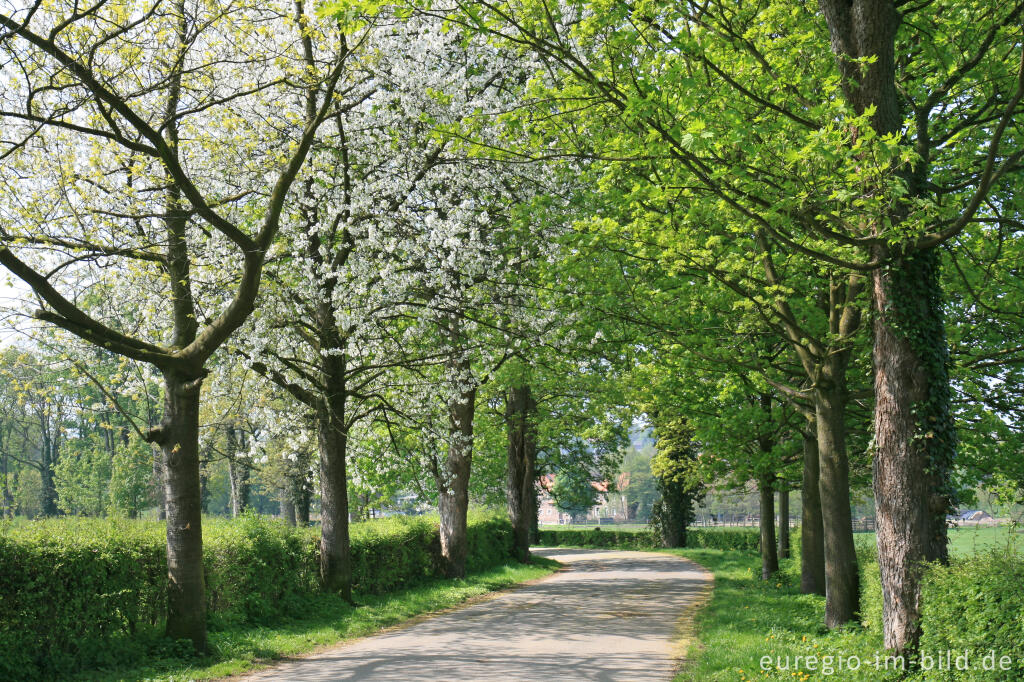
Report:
1,0,1022,662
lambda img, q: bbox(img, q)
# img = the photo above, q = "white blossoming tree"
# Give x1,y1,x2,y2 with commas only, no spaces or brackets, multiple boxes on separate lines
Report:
0,0,352,650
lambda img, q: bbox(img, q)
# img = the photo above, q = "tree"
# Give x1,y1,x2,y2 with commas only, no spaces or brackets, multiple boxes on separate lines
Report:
648,414,701,548
551,467,598,520
0,0,349,649
812,0,1023,652
3,353,72,516
505,381,537,561
618,445,659,522
799,420,826,596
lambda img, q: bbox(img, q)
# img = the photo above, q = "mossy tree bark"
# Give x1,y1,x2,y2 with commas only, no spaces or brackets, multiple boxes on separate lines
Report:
817,0,980,653
871,246,954,652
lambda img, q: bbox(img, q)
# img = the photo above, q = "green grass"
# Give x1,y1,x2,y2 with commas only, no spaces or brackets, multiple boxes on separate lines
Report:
667,550,891,682
72,558,558,682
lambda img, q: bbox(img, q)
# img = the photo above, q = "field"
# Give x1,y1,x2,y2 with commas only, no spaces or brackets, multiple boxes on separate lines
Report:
852,525,1023,556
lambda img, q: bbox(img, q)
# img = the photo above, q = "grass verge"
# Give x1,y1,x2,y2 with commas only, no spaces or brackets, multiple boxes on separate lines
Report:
667,549,893,682
73,558,559,682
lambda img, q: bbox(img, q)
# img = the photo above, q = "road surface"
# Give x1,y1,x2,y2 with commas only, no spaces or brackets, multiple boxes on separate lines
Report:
239,547,711,681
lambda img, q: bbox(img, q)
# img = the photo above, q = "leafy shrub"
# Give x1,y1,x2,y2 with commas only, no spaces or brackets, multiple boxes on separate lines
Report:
203,514,319,628
466,512,517,572
857,543,883,632
349,512,514,592
918,550,1024,681
0,512,515,679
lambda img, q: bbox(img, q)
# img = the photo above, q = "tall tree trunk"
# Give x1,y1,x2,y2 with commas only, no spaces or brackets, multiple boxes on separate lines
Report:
778,488,790,559
149,5,208,650
39,468,58,516
1,428,12,519
285,453,309,526
291,70,355,596
801,429,826,596
659,505,685,548
440,385,476,578
152,445,167,520
281,486,296,526
199,467,209,515
317,347,352,602
317,399,352,600
506,384,536,563
528,482,540,544
758,475,779,580
816,371,859,627
872,246,954,653
227,460,240,517
199,440,212,515
39,425,59,516
157,372,206,652
296,481,311,526
227,425,250,517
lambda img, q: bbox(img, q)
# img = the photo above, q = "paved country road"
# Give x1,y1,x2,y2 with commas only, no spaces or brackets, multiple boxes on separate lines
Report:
239,548,712,682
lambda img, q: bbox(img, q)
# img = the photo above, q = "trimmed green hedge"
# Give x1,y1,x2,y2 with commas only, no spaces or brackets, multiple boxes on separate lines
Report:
537,527,659,548
536,526,760,551
687,528,761,551
0,512,515,680
0,518,169,679
918,551,1024,681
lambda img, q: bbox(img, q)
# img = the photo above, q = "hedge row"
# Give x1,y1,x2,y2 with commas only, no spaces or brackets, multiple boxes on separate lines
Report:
536,526,760,551
537,527,658,548
0,513,515,680
918,551,1024,681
